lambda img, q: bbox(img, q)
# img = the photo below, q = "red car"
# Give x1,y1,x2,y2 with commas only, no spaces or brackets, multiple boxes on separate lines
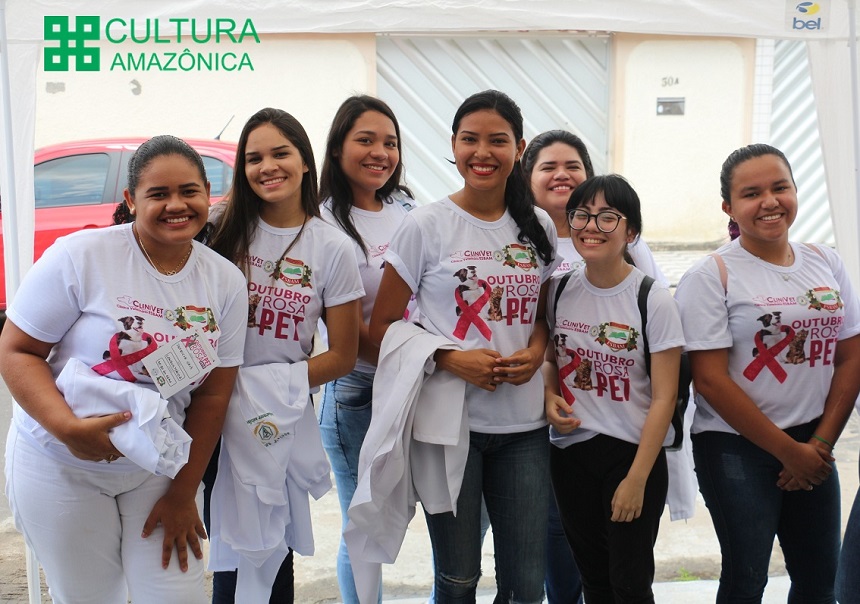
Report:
0,137,237,315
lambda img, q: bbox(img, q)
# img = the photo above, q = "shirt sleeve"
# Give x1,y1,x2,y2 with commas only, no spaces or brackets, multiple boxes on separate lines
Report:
674,256,733,352
819,244,860,341
323,236,366,307
6,238,82,343
212,263,248,368
383,211,425,293
644,284,686,353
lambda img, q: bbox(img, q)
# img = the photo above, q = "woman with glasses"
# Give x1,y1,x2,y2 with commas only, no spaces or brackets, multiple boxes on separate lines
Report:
543,174,683,603
522,130,664,280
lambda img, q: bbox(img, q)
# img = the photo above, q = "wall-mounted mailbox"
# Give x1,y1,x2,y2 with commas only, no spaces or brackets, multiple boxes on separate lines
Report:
657,97,685,115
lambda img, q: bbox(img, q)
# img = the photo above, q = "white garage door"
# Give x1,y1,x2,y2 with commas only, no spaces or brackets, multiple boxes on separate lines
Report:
377,34,611,205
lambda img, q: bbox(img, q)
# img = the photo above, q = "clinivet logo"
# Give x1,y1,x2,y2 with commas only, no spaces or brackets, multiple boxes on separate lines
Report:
43,16,260,72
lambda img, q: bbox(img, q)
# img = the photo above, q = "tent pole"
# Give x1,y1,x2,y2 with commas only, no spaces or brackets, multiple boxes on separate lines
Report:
0,9,39,604
850,0,860,248
0,0,21,293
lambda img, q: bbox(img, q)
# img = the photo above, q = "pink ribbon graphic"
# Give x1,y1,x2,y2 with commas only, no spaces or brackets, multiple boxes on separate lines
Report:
557,348,582,405
742,325,795,383
453,280,493,341
92,332,157,382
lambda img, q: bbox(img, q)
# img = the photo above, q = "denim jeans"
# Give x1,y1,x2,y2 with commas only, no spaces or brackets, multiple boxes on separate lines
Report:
424,427,550,604
545,495,583,604
836,463,860,604
693,421,840,604
550,434,667,604
319,370,382,604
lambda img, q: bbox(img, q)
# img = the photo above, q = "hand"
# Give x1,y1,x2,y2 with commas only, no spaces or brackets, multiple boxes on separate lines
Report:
777,440,834,491
436,349,503,391
545,392,581,433
776,441,834,491
610,475,646,522
58,412,131,462
142,489,207,572
493,347,543,386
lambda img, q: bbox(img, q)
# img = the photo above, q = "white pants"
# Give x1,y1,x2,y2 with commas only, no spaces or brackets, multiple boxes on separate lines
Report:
5,427,207,604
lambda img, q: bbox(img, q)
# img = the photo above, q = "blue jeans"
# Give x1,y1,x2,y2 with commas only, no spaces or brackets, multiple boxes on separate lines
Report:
545,495,583,604
693,421,840,604
424,427,550,604
836,462,860,604
319,370,382,604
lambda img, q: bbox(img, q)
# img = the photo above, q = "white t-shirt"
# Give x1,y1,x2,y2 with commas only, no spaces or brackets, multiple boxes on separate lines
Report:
675,240,860,434
236,216,365,368
384,197,561,433
321,194,414,374
547,267,685,447
7,224,248,466
554,236,667,285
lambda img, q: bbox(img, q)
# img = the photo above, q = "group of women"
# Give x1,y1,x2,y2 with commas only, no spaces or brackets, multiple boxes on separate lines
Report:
0,86,858,604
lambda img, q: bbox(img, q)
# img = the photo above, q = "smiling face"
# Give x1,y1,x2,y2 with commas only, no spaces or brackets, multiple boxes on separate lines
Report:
123,153,210,252
530,142,588,223
723,154,798,252
339,110,399,200
570,192,633,265
451,109,525,196
244,123,308,211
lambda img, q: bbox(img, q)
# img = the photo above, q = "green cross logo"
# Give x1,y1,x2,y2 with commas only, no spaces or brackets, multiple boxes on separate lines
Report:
44,16,101,72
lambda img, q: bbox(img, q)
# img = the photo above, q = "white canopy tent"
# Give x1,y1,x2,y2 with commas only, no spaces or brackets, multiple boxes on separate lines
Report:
1,1,859,602
2,0,859,299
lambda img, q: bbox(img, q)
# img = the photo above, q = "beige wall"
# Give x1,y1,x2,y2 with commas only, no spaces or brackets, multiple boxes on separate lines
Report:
611,34,756,245
35,33,377,164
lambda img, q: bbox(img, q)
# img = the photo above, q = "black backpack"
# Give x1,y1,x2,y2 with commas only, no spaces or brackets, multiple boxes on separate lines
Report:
552,272,691,451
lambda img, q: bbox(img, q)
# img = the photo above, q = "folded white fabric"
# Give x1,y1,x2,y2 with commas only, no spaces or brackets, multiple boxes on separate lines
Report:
345,321,467,604
209,361,331,602
41,357,191,477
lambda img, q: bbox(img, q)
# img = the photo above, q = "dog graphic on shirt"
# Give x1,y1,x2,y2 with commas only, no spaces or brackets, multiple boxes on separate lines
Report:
752,311,784,360
102,316,150,378
453,266,483,316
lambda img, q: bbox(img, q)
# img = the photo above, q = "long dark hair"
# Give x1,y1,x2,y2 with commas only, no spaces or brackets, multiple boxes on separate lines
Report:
720,143,795,204
319,95,412,256
208,108,319,266
452,90,554,265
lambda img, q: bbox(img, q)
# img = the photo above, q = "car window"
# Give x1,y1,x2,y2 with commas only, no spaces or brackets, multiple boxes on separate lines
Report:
202,156,233,198
35,154,111,209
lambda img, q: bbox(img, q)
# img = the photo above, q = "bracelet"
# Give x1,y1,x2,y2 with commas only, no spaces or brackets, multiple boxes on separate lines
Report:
812,434,835,450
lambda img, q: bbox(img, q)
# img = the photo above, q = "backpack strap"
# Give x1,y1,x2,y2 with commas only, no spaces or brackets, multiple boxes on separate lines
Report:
638,275,656,377
552,271,575,319
709,252,728,294
804,242,825,259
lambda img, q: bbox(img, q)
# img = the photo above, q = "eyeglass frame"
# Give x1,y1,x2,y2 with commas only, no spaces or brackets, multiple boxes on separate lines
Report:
567,209,627,234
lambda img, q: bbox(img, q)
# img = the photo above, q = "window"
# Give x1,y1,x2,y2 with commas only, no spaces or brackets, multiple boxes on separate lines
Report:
34,154,111,209
202,156,233,198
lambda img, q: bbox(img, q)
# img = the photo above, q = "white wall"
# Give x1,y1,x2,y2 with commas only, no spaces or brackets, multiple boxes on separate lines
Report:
35,33,377,163
613,35,756,244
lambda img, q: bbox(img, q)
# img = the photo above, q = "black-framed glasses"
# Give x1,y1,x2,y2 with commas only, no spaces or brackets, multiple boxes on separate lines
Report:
567,209,626,233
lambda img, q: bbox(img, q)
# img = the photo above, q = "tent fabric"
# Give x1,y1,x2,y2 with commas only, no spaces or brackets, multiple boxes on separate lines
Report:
2,0,859,295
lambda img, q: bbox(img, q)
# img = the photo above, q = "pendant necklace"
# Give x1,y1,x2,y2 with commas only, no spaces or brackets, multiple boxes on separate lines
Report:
134,224,193,276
